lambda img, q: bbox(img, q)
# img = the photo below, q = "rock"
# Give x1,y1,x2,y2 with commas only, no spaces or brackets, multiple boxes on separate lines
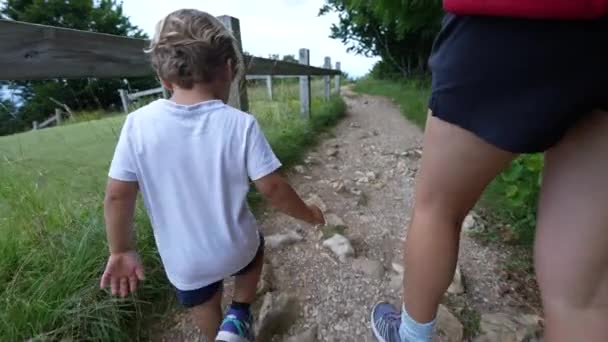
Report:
391,262,404,275
447,265,465,295
256,262,274,296
326,148,339,157
307,194,327,212
374,182,386,190
462,213,476,233
256,293,299,341
435,305,464,342
326,163,338,170
304,156,319,165
266,231,303,249
325,213,345,227
332,181,347,193
389,274,403,291
372,129,380,136
350,122,361,128
352,258,385,280
366,171,377,181
397,160,407,172
294,165,306,174
322,234,355,262
475,313,543,342
359,132,370,140
285,325,318,342
356,176,370,184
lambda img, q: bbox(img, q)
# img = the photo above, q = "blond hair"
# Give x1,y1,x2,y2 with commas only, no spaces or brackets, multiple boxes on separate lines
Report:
146,9,243,89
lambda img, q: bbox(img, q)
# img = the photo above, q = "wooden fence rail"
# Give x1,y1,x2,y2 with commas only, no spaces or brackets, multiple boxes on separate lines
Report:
0,15,342,117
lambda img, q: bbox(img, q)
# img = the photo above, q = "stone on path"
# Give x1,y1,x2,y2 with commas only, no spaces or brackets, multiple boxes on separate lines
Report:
256,261,274,296
391,262,404,275
326,148,339,157
325,213,345,227
350,122,361,128
447,265,465,295
462,213,477,233
322,234,355,262
352,257,385,280
389,273,403,291
266,231,303,249
307,194,327,212
294,165,306,174
474,313,543,342
256,292,299,341
434,305,464,342
285,325,318,342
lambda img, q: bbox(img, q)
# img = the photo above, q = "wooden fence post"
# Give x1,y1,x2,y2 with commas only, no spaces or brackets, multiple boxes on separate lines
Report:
32,121,38,130
218,15,249,112
323,57,332,100
299,48,311,118
266,75,273,100
118,89,129,114
335,62,341,95
55,108,62,125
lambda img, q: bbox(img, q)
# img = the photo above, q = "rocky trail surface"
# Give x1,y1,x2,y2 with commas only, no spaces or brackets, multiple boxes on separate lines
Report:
157,88,542,342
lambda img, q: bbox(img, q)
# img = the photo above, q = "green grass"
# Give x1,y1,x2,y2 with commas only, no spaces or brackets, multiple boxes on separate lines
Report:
353,77,540,246
0,80,345,341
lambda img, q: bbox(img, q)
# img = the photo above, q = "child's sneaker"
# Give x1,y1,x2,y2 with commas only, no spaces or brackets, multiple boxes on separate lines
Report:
370,302,402,342
216,306,255,342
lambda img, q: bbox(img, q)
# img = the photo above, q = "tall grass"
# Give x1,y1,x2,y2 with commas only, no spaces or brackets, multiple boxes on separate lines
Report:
0,80,345,341
354,77,540,246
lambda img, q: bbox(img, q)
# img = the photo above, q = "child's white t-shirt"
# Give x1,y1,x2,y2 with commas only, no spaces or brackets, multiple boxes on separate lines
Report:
108,99,281,290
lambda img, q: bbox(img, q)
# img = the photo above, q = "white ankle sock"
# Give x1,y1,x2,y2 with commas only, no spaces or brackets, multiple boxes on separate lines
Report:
399,305,436,342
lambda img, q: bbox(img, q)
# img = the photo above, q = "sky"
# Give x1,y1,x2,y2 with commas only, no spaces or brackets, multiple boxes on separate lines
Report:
121,0,379,77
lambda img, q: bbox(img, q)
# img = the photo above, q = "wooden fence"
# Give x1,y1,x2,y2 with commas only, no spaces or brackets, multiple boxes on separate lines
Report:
32,109,65,130
0,15,341,120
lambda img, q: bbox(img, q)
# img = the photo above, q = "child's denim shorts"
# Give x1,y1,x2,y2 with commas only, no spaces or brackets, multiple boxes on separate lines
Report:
175,233,265,307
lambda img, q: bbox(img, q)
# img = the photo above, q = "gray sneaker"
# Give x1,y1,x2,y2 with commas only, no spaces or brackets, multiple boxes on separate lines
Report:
370,302,402,342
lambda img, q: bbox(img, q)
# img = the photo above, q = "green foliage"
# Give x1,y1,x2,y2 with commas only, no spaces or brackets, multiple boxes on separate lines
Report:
485,155,543,245
0,81,346,340
320,0,443,77
0,0,157,136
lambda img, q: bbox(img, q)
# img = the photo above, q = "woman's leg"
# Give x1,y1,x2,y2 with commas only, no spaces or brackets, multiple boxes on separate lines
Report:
536,110,608,341
403,113,515,322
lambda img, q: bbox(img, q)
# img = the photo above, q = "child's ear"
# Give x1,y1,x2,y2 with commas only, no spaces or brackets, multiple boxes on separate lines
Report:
160,78,173,91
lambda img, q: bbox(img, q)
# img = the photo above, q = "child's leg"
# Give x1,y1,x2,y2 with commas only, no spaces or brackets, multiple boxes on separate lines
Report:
233,241,264,305
190,290,223,340
216,235,264,342
176,282,223,341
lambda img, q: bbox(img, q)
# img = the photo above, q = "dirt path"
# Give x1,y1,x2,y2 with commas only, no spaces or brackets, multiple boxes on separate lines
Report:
158,88,542,342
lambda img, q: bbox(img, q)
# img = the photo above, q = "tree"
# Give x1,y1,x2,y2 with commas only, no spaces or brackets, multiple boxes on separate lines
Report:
319,0,443,77
0,0,157,135
282,54,298,63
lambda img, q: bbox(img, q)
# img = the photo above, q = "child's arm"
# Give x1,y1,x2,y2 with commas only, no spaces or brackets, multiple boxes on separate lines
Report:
254,171,325,225
100,178,145,297
104,179,138,253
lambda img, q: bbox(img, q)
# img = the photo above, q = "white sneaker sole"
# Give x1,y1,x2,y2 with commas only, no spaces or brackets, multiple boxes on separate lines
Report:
370,302,388,342
215,331,252,342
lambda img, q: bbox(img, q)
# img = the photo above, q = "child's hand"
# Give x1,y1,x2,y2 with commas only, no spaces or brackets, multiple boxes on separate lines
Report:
308,204,326,226
100,250,145,297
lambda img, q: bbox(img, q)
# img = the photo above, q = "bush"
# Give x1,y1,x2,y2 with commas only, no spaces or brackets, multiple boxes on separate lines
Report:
484,155,542,245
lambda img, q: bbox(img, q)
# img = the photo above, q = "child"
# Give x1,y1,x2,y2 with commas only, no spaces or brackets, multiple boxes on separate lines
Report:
99,9,325,342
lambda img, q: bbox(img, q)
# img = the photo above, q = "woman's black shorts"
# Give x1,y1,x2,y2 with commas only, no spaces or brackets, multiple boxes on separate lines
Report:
429,14,608,153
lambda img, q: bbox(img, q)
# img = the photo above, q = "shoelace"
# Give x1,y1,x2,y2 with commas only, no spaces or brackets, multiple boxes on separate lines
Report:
222,314,250,337
375,311,401,338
